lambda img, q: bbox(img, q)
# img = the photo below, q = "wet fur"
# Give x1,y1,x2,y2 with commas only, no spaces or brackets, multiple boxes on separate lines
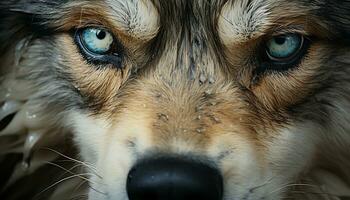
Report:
1,0,350,199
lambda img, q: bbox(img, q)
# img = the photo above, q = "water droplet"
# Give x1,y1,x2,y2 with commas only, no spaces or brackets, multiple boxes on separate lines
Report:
21,161,29,170
204,90,212,96
195,105,203,112
155,93,162,98
196,127,206,133
212,116,221,123
157,113,169,121
199,73,207,84
26,111,37,120
74,84,81,91
208,77,215,84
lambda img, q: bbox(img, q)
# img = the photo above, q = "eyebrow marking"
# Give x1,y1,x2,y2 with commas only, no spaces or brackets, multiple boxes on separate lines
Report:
218,0,271,44
106,0,160,40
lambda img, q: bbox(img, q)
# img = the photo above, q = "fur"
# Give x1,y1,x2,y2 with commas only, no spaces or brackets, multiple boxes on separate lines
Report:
1,0,350,199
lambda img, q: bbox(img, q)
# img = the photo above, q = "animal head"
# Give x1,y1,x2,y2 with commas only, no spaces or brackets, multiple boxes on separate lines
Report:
1,0,350,199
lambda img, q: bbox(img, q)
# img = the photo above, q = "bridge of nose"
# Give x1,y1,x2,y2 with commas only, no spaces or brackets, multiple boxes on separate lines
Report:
141,15,234,147
116,1,243,151
149,0,225,84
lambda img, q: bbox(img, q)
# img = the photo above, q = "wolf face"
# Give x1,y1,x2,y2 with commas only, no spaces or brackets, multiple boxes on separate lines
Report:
1,0,350,200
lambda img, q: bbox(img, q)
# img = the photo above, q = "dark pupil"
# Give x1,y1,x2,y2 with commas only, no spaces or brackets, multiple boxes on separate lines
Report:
274,36,286,45
96,30,106,40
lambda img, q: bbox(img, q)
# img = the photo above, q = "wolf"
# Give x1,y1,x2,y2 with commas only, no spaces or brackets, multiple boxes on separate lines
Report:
1,0,350,199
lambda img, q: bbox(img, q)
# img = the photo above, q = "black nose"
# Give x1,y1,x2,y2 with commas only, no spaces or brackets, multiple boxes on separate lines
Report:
126,157,223,200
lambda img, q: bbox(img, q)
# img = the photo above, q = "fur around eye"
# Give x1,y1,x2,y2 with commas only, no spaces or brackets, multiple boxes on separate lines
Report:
74,27,124,68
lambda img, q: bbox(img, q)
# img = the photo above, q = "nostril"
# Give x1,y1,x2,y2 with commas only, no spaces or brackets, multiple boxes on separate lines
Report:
126,157,223,200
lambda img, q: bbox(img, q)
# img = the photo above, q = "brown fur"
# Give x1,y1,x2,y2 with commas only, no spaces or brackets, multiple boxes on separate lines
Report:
1,0,350,199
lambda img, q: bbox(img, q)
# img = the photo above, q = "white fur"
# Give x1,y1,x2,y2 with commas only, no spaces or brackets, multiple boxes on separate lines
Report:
68,110,155,200
69,108,328,200
106,0,160,40
218,0,271,44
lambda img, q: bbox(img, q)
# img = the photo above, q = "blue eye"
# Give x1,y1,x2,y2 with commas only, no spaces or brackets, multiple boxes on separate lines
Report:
81,28,114,54
75,27,124,68
266,34,303,61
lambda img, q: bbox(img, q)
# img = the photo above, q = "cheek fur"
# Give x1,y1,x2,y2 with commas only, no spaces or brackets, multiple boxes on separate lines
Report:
1,0,350,199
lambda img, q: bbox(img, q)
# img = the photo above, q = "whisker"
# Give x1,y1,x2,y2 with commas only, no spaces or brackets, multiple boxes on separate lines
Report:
73,179,89,193
54,160,99,177
71,179,107,198
57,162,93,178
268,183,321,196
44,161,98,185
40,147,97,169
33,173,96,200
70,194,88,200
290,190,340,198
249,176,275,192
44,160,107,196
40,147,101,178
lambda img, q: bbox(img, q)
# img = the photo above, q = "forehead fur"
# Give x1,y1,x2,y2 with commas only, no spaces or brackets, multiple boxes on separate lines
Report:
218,0,350,45
2,0,349,45
219,0,270,43
105,0,159,39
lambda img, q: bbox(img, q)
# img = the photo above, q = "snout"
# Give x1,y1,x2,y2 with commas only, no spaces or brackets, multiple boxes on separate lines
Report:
126,157,223,200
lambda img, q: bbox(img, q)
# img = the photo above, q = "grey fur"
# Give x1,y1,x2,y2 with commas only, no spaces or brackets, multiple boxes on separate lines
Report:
1,0,350,199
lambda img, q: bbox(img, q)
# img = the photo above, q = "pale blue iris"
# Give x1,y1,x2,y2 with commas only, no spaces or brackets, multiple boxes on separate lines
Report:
267,34,301,59
81,28,113,54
